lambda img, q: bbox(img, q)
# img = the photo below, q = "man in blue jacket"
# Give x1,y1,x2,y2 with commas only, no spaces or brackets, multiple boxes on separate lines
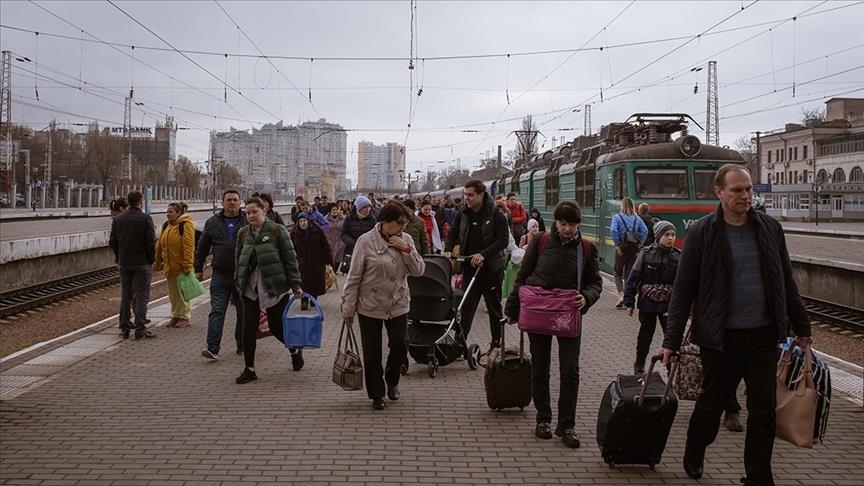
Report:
109,190,156,340
660,165,812,486
196,189,248,359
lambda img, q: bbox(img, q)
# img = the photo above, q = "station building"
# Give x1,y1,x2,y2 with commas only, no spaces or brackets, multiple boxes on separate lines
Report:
757,97,864,221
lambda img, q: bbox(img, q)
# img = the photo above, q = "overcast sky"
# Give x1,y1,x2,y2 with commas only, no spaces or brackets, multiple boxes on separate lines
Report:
2,0,863,181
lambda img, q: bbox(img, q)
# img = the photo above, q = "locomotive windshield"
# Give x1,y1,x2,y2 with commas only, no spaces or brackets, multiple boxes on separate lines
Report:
694,169,718,200
635,168,688,199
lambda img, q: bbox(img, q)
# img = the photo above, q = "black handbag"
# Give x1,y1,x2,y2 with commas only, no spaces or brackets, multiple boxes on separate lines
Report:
338,254,352,274
332,319,363,391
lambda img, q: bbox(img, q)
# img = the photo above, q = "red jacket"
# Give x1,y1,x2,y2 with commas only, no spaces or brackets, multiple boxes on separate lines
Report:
508,202,527,224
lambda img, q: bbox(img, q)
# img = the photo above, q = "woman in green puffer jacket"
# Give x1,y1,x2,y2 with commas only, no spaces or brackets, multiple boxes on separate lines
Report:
234,196,304,384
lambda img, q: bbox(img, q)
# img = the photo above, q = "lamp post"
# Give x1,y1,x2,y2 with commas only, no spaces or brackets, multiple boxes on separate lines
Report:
399,169,421,196
811,173,830,226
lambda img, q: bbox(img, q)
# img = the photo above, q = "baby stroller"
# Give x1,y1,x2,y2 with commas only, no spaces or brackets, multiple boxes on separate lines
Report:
403,255,482,378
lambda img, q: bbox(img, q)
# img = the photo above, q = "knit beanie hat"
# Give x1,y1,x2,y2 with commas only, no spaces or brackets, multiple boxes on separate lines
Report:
653,220,676,243
297,212,309,221
526,218,539,231
354,196,372,211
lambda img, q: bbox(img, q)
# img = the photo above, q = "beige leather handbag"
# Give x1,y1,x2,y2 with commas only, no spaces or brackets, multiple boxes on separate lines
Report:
775,345,818,448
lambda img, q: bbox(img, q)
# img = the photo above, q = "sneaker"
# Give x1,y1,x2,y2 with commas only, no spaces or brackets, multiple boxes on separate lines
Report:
291,350,305,371
120,329,130,339
174,319,191,328
235,368,257,384
134,330,156,340
615,300,626,309
555,427,581,448
201,349,219,360
534,422,553,440
723,411,744,432
166,317,179,328
633,362,645,375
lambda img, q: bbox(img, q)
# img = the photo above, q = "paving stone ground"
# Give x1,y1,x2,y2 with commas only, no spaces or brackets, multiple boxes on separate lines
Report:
1,276,862,486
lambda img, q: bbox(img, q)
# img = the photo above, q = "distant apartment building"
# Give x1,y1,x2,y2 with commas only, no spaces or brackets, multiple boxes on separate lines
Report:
210,119,347,199
357,141,405,193
757,97,864,221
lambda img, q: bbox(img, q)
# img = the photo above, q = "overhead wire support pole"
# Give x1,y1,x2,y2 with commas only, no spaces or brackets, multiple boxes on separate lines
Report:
706,60,719,146
1,50,12,203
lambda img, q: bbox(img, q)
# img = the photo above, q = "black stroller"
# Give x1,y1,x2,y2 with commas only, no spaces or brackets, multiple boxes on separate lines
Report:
402,255,482,378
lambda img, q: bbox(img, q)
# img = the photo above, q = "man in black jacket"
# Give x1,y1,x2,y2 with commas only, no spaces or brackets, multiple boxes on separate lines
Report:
196,189,247,359
660,165,812,486
444,180,509,349
109,190,156,340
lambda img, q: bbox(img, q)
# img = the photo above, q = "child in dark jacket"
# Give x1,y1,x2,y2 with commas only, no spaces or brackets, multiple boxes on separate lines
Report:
623,220,679,375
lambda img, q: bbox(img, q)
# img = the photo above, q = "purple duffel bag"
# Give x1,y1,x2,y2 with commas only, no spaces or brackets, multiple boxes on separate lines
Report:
517,285,582,337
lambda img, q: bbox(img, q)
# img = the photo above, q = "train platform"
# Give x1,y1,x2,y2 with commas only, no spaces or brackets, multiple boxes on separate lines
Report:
779,220,864,239
1,277,862,485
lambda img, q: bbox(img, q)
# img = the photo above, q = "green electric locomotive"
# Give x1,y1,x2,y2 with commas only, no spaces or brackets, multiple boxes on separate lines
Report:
498,113,745,273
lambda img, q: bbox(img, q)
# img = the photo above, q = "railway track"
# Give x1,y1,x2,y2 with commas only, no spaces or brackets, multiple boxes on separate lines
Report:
803,296,864,335
0,267,120,319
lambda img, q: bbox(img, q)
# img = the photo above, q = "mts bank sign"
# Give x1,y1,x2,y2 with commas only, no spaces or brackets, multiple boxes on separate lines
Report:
104,127,153,137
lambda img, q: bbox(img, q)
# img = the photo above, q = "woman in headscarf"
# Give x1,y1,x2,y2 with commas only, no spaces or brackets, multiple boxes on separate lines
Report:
519,218,541,249
324,204,346,270
291,212,333,310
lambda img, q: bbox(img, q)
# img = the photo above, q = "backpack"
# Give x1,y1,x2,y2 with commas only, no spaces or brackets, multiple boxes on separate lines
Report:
161,220,202,250
616,215,641,254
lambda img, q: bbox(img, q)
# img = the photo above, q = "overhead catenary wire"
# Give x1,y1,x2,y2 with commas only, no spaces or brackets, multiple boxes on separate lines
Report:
106,0,283,121
25,0,257,127
5,2,860,62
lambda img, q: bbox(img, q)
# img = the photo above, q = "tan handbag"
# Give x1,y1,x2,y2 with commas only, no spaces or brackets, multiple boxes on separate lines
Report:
776,345,819,448
332,319,364,391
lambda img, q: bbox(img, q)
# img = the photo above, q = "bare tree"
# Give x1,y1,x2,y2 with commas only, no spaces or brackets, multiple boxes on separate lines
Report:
218,164,242,192
436,167,471,190
801,106,826,124
514,115,539,167
174,155,201,191
84,130,123,200
734,135,757,175
419,170,438,193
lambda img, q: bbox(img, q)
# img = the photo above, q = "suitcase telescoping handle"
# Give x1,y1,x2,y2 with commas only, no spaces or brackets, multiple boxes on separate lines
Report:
636,353,680,407
499,318,526,368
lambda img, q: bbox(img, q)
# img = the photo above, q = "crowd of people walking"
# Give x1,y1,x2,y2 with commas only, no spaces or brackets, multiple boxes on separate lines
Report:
108,163,811,486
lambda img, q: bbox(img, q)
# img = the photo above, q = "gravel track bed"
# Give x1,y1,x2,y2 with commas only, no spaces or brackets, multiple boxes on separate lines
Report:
0,268,211,359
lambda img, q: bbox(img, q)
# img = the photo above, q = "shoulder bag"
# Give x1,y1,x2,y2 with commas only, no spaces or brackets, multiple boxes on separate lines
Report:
516,233,587,337
776,344,819,448
332,319,364,391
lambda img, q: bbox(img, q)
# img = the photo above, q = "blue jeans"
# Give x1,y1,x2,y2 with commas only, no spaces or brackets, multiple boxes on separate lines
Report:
119,265,152,332
205,273,243,354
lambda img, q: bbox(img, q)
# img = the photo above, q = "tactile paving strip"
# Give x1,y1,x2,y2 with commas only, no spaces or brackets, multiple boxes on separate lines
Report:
0,376,41,399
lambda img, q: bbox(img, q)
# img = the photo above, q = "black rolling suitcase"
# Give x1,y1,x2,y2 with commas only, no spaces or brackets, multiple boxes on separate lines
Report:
596,355,679,469
482,323,532,410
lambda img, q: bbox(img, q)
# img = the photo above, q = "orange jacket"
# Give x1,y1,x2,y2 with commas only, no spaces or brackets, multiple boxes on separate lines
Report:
508,201,527,224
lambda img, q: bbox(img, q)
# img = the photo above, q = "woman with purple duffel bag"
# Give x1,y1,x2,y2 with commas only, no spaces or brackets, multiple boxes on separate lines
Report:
504,201,603,449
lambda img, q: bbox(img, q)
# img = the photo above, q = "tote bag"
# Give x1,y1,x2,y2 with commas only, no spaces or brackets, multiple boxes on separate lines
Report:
776,345,819,448
177,271,206,302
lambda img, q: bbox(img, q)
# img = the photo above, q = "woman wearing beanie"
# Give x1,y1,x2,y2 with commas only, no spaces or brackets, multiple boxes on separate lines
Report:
341,195,377,260
154,201,196,328
622,220,679,374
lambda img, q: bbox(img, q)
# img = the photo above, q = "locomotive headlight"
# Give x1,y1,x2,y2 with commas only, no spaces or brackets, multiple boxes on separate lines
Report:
676,135,702,157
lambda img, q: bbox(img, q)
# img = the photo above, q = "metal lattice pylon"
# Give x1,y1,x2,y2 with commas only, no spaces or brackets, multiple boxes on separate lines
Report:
123,89,133,180
584,104,592,136
1,50,13,199
706,61,719,146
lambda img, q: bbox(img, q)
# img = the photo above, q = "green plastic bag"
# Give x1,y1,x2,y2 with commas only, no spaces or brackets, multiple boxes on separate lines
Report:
177,271,206,302
501,261,520,300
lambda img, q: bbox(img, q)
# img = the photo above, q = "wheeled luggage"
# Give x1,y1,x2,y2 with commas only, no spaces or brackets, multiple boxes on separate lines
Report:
482,322,532,410
596,355,679,469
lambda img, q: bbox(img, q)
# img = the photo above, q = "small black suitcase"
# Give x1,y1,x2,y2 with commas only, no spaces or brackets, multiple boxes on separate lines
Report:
483,324,532,410
596,355,679,469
